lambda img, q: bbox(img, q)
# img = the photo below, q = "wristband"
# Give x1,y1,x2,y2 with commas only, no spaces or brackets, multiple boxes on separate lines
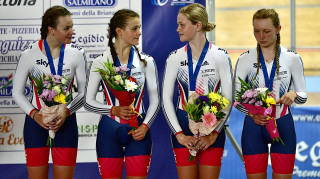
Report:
293,91,298,99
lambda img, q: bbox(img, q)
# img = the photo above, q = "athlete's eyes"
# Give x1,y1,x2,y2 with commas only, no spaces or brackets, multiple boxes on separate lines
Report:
132,26,141,31
63,24,74,31
64,26,72,31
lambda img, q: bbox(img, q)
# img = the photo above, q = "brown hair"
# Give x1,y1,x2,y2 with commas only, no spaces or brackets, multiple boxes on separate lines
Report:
40,6,71,39
108,9,146,66
179,3,215,32
253,8,281,80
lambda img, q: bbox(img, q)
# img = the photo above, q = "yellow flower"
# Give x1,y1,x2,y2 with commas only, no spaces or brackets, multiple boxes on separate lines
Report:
210,106,218,114
208,92,220,102
266,96,276,107
222,97,230,110
54,94,67,104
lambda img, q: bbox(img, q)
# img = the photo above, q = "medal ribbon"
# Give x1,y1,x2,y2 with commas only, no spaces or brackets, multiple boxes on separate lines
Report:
259,47,281,91
187,40,209,91
43,39,65,76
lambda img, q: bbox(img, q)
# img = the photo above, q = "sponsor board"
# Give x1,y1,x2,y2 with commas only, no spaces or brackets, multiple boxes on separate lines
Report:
0,0,44,20
0,114,25,151
293,140,320,178
0,70,32,109
76,112,99,150
71,24,108,59
50,0,131,19
0,26,40,64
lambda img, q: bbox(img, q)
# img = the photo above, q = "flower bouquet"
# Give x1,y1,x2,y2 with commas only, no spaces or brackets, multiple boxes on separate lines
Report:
183,91,229,162
95,58,141,129
30,73,72,148
234,77,283,145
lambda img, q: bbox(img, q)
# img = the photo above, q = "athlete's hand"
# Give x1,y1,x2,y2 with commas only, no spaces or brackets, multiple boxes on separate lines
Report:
196,132,218,150
176,133,197,150
32,111,51,130
276,91,297,106
53,108,69,132
248,112,267,126
128,124,148,141
112,106,135,120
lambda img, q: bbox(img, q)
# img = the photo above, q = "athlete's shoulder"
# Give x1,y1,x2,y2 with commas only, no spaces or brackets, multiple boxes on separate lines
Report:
138,50,154,62
66,43,85,54
281,46,300,58
167,45,185,59
21,40,39,54
210,44,229,55
92,50,109,62
240,48,255,58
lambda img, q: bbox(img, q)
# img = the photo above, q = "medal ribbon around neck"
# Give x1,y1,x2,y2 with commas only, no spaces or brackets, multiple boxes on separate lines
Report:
187,40,209,91
259,47,281,92
115,46,134,75
44,39,65,76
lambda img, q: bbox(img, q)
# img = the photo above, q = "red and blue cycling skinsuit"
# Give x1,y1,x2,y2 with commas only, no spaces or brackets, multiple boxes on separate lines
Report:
162,41,233,166
12,39,87,166
84,46,160,178
234,46,307,174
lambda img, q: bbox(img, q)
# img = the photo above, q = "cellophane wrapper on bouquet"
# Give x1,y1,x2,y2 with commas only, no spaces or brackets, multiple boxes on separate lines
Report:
184,91,230,162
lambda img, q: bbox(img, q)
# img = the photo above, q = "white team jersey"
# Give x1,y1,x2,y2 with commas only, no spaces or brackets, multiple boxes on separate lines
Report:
162,43,234,134
234,46,307,118
84,46,160,128
12,40,87,115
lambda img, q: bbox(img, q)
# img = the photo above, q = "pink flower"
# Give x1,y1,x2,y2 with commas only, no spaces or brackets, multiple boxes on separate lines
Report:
243,98,250,104
47,90,56,102
114,67,120,73
53,75,62,80
249,98,256,104
255,101,263,106
39,89,56,102
119,65,129,72
201,113,217,127
264,107,273,116
246,90,255,98
39,89,50,99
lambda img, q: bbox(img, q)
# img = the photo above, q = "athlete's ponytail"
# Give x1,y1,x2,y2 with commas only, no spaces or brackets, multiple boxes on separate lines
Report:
108,9,147,66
